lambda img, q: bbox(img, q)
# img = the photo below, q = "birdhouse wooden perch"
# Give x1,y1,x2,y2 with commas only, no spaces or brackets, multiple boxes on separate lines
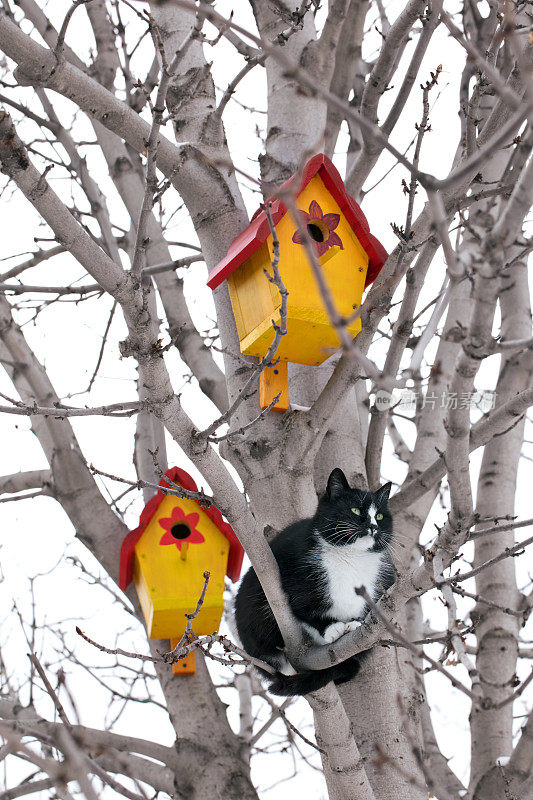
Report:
119,467,244,675
207,154,387,411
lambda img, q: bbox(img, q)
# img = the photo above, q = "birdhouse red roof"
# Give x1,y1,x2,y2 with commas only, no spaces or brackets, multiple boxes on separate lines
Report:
207,153,388,290
119,467,244,590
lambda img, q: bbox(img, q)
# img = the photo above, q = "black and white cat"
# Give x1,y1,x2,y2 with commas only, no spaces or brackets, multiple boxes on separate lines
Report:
234,468,395,696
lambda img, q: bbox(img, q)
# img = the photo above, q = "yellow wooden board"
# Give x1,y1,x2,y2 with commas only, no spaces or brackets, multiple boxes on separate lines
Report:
259,362,289,411
241,306,362,366
228,243,276,338
268,174,369,319
133,494,229,640
226,276,246,341
229,173,369,365
170,638,196,675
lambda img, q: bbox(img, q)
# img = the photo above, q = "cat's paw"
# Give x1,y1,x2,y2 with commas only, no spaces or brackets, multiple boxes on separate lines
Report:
344,620,362,633
323,620,362,643
323,621,350,643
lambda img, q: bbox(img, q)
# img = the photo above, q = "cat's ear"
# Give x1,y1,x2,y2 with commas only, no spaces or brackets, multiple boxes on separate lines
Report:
375,482,392,506
326,468,350,500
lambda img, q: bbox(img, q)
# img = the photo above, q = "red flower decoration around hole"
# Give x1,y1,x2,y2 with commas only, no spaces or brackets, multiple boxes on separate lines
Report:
159,505,205,550
292,200,343,257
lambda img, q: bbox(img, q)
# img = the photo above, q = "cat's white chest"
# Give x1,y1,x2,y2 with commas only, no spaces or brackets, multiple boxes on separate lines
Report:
320,540,382,622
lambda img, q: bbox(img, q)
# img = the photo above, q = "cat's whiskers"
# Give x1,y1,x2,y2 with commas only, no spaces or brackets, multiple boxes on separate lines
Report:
386,531,408,542
385,542,402,557
331,522,379,538
327,529,368,544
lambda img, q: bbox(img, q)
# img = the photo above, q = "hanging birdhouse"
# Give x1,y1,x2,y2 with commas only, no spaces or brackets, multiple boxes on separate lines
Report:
207,154,387,411
119,467,244,675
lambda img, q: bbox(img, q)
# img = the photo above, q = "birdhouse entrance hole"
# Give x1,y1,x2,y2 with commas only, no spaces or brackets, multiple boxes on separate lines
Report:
170,523,191,540
307,220,329,243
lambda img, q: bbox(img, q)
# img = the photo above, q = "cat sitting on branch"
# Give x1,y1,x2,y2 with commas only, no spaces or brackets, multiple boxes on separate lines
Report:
235,468,394,696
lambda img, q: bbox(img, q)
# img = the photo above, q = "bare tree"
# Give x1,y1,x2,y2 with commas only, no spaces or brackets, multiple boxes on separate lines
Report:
0,1,532,799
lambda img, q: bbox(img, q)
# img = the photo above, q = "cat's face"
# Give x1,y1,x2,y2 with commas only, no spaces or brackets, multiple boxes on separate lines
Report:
314,468,393,552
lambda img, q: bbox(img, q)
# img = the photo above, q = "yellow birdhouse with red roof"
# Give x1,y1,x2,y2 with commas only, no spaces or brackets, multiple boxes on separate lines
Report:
119,468,244,675
207,154,387,411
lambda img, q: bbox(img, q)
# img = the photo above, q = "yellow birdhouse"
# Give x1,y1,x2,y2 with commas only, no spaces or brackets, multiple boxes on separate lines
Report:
207,154,387,411
119,467,244,675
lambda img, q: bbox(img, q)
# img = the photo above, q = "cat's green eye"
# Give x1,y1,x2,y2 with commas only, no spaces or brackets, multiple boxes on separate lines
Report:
351,508,361,515
376,513,383,521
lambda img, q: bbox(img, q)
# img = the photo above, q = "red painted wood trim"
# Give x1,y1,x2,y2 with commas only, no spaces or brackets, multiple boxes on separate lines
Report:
119,467,245,590
207,153,388,290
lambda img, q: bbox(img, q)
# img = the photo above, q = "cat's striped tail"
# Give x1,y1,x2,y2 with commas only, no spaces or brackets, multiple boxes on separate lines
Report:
267,656,361,697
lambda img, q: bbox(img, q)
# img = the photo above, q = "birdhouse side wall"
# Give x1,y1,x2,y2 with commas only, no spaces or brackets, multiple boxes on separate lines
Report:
226,242,279,342
133,559,156,635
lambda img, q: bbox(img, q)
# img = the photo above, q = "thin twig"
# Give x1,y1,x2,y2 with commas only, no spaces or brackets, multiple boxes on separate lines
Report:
353,586,482,704
28,653,72,729
0,256,202,295
195,201,288,439
470,516,533,539
0,395,142,418
55,1,93,61
433,552,483,697
88,464,212,506
442,533,533,584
